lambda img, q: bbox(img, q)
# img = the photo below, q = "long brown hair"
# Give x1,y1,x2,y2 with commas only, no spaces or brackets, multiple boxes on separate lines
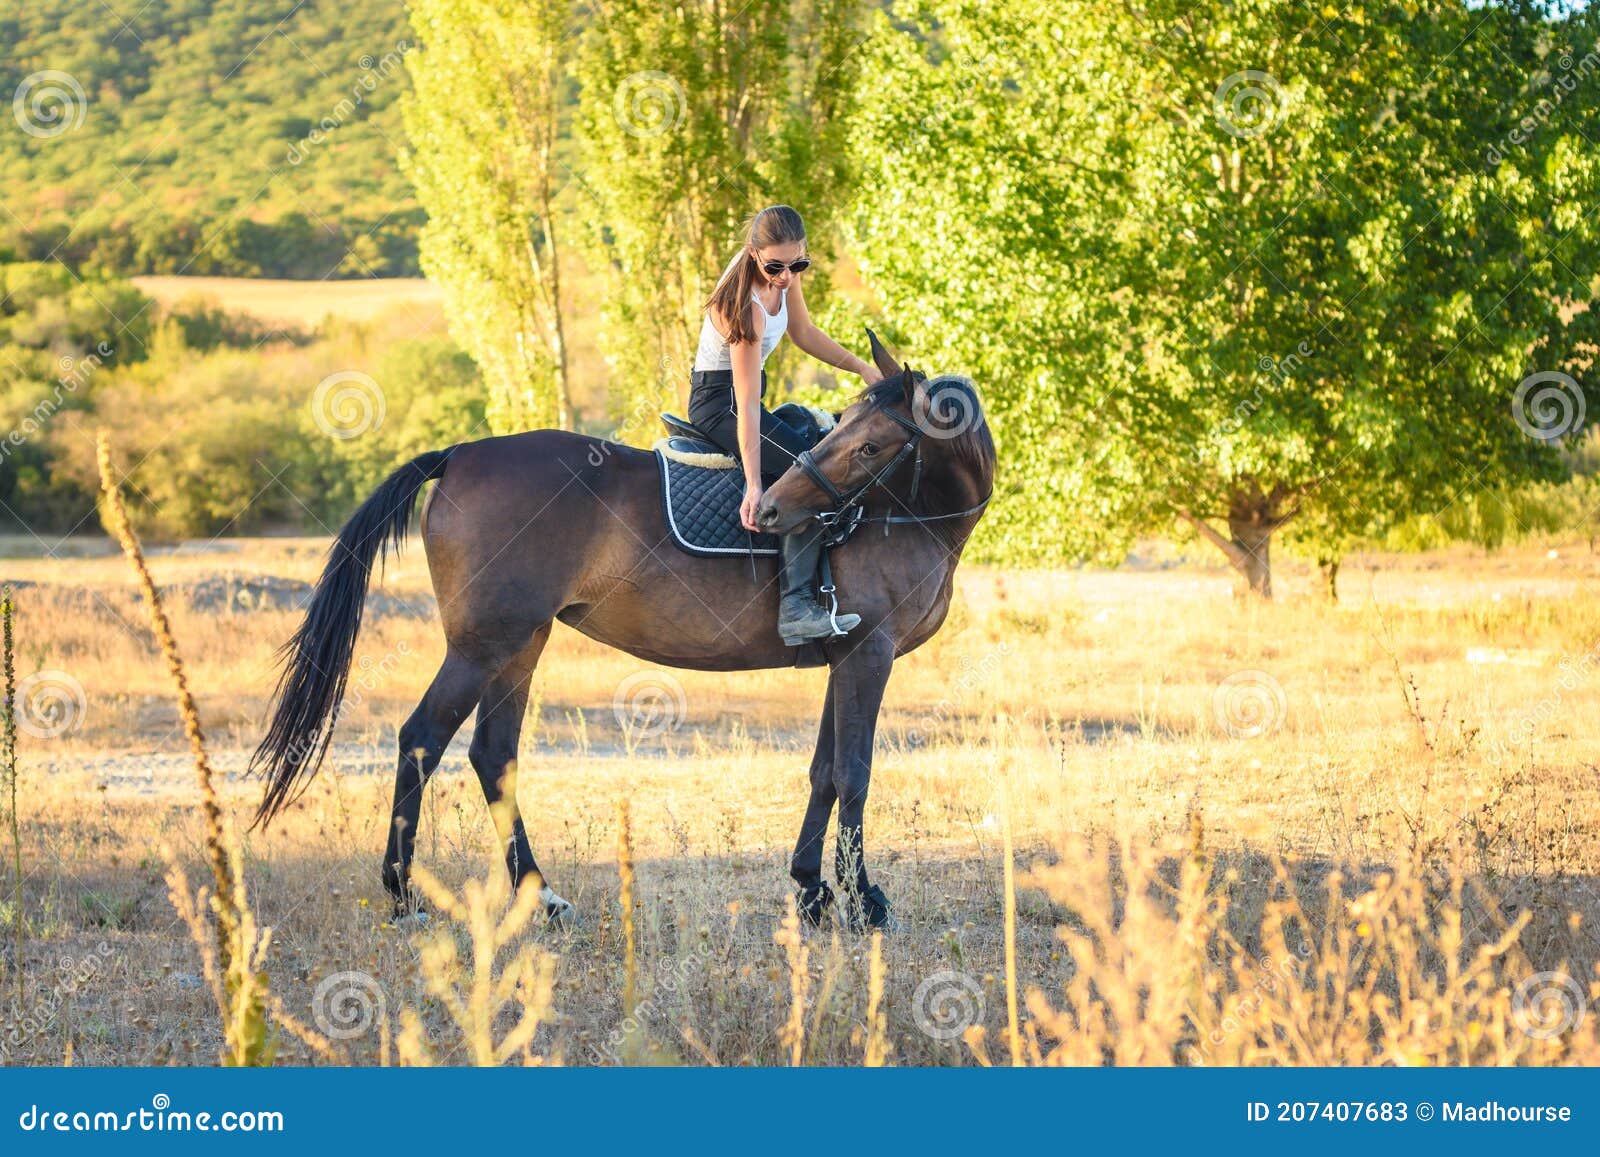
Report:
704,205,806,346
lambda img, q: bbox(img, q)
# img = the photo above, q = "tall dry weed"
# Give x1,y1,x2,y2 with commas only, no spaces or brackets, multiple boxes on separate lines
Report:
97,434,273,1065
1,585,19,1008
395,864,557,1065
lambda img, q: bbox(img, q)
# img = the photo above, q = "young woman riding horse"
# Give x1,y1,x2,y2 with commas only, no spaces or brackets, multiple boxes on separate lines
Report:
250,217,994,933
689,204,883,644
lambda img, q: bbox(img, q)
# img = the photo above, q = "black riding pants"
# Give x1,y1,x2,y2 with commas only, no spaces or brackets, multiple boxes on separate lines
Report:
687,369,811,484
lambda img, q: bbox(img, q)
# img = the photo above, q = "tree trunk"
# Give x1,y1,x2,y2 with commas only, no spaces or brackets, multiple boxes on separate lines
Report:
540,179,572,432
1226,506,1274,598
1318,555,1340,602
1177,483,1298,600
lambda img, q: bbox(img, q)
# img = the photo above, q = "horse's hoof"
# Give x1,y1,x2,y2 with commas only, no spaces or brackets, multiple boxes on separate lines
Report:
845,884,898,934
542,886,576,928
797,882,835,927
388,885,429,924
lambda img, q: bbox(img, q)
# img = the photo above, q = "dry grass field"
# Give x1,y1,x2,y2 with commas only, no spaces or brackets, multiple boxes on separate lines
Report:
130,277,445,330
1,535,1599,1065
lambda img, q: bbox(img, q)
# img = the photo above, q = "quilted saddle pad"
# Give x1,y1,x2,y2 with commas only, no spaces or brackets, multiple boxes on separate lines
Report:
656,448,780,557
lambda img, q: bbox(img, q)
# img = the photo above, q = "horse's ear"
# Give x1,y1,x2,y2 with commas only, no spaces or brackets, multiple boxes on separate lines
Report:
902,365,918,407
865,326,903,379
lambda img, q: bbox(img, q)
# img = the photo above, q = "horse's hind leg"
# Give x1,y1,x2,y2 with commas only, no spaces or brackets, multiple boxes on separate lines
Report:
467,623,573,922
382,649,492,912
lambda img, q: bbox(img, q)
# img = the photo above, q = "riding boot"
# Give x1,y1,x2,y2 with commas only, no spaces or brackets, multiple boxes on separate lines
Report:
777,523,861,646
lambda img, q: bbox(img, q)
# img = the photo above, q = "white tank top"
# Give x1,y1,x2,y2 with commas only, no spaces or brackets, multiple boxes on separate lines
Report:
693,287,787,371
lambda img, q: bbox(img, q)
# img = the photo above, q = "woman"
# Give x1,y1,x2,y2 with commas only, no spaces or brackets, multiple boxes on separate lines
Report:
687,204,882,645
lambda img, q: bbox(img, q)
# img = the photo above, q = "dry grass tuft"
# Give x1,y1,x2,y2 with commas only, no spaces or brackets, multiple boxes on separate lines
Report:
396,864,557,1066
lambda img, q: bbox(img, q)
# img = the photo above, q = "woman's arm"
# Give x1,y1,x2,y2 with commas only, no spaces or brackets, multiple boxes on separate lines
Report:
785,277,883,383
730,307,768,530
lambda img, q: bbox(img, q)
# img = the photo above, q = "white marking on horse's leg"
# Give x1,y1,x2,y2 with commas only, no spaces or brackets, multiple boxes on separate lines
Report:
541,884,575,925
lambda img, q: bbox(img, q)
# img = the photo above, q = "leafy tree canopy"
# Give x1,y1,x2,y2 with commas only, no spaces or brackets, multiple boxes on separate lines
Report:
854,0,1600,583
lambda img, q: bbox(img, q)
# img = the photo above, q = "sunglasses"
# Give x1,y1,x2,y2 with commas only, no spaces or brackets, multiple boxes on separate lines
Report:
759,257,812,276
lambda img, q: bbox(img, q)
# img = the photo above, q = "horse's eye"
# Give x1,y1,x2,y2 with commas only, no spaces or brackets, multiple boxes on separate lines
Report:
861,442,880,457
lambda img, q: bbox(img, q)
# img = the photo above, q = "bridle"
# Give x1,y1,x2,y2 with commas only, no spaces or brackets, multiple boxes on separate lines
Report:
791,393,991,539
784,388,993,635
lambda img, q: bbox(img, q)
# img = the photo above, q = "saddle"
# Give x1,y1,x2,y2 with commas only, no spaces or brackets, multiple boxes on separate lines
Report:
653,407,847,672
653,404,836,559
654,420,780,558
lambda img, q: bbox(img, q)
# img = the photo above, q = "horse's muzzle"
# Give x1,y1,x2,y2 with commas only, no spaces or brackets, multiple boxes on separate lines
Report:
755,493,813,535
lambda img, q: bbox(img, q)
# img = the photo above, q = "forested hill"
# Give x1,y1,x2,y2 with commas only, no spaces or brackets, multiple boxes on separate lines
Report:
0,0,421,277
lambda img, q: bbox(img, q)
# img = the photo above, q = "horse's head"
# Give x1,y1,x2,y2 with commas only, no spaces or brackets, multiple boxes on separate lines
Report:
755,329,991,535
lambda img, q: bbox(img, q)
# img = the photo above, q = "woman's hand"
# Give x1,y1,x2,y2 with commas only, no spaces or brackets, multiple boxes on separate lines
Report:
740,481,765,532
788,280,886,386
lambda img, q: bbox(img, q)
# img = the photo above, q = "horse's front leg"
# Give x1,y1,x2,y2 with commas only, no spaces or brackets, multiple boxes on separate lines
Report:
789,673,838,925
829,630,897,931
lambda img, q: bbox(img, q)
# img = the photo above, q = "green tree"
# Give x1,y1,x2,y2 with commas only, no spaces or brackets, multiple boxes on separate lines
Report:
401,0,575,431
574,0,865,441
855,0,1600,591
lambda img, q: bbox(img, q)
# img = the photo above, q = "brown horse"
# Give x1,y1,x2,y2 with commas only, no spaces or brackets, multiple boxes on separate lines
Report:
251,332,994,930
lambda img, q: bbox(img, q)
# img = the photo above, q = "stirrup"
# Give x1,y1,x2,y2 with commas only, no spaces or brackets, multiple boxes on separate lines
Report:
779,589,859,646
818,578,848,636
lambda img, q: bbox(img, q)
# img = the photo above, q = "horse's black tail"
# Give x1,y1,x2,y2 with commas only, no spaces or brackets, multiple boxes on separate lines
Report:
251,447,454,827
